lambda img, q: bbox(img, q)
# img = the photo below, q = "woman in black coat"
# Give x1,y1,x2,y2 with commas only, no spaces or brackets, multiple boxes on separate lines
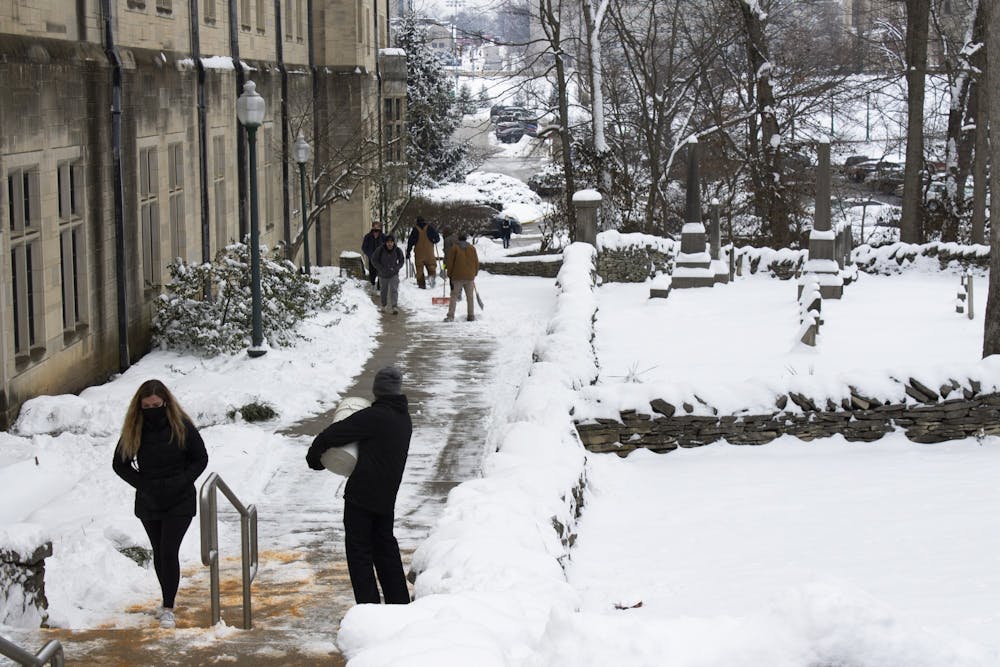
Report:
112,379,208,629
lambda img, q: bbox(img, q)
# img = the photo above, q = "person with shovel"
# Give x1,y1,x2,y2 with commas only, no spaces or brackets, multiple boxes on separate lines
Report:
444,232,480,322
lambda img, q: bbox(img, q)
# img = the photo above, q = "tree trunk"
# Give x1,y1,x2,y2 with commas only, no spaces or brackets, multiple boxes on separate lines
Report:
735,0,789,247
900,0,930,243
971,84,988,244
982,0,1000,357
581,0,610,195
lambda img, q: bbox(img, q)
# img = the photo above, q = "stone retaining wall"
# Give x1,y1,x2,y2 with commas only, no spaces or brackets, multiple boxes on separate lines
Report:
596,247,671,283
0,542,52,627
480,257,563,277
576,390,1000,456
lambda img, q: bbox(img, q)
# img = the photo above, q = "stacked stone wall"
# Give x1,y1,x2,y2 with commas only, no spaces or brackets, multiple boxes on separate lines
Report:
577,386,1000,455
596,247,671,282
480,257,563,277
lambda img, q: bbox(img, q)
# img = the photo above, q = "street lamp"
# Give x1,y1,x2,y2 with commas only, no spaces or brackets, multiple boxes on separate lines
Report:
236,80,267,358
292,132,312,273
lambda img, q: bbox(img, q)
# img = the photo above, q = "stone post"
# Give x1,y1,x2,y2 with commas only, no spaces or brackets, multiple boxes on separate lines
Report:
802,137,843,299
709,198,728,284
672,138,714,288
0,541,53,627
572,189,601,247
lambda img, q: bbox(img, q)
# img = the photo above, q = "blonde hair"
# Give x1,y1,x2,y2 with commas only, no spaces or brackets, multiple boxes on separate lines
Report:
117,379,191,460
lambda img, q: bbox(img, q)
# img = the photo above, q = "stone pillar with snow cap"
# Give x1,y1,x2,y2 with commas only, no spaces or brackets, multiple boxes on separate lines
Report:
802,137,843,299
573,189,601,247
709,198,729,284
672,137,714,288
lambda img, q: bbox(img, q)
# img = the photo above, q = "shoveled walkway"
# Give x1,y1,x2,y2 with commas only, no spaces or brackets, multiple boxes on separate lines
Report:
18,271,554,665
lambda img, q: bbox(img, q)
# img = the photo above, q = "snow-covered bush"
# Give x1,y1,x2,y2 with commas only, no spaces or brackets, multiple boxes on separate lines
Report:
153,243,342,355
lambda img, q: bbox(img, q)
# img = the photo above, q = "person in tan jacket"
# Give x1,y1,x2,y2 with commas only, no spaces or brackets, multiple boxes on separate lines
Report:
444,233,479,322
405,217,441,289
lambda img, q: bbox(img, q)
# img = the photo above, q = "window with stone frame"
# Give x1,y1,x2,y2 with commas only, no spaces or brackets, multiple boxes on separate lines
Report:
57,160,88,333
284,0,293,40
167,142,186,262
156,0,173,15
7,166,44,358
384,97,405,163
296,0,304,42
204,0,216,23
138,147,161,288
256,0,266,32
213,135,229,250
262,126,276,232
240,0,251,30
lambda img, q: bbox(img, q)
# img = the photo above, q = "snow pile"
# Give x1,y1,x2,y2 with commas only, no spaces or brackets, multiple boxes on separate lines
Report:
337,244,599,664
418,171,549,224
853,241,990,275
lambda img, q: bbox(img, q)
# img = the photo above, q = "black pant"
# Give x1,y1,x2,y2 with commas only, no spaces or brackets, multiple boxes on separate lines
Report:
366,257,378,286
141,516,193,608
343,502,409,604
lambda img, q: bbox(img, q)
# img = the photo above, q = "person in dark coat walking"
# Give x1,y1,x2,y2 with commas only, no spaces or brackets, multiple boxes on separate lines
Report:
371,235,405,314
306,367,412,605
361,223,386,289
498,216,513,248
112,379,209,629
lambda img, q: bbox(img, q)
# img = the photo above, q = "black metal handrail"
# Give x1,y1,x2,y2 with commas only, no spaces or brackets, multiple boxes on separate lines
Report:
199,472,258,629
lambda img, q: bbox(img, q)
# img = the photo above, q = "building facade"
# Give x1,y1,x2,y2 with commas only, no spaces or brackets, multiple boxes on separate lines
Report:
0,0,408,427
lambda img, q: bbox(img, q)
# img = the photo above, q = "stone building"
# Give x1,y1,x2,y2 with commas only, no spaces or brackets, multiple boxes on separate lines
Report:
0,0,408,427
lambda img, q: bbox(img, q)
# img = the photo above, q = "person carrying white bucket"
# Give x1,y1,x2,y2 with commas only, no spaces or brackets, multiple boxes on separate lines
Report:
305,367,412,605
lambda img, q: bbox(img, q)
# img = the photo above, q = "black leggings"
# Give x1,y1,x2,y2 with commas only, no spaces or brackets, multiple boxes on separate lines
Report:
141,516,193,608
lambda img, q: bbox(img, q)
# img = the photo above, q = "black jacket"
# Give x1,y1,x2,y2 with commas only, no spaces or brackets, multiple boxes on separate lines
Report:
371,244,405,279
306,394,412,515
361,230,385,258
113,420,209,520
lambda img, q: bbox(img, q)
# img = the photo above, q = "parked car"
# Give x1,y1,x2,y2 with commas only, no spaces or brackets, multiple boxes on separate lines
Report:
495,119,524,143
843,154,872,170
490,105,529,123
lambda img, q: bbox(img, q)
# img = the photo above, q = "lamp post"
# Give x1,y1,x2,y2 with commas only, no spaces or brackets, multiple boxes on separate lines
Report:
236,80,267,358
293,132,312,273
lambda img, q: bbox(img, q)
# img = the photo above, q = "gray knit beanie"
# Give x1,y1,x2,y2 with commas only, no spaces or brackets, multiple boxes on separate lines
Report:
372,366,403,397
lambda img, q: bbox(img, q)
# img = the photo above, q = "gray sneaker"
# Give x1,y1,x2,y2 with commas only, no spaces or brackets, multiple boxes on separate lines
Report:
159,609,176,629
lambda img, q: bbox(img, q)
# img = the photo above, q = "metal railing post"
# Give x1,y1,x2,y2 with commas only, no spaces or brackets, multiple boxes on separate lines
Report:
0,634,64,667
199,473,258,630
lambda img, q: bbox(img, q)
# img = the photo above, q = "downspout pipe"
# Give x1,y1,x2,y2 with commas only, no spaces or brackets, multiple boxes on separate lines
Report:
190,0,212,291
275,0,292,260
308,0,320,264
100,0,130,371
375,0,385,225
229,0,249,240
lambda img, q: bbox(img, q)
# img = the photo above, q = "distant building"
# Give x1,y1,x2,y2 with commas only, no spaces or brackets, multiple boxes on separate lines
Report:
0,1,408,427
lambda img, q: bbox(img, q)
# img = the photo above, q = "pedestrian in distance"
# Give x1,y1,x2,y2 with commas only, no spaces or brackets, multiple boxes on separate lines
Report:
406,216,441,289
371,235,405,315
112,379,209,630
444,232,479,322
361,223,386,290
306,367,412,605
499,216,513,249
442,227,461,302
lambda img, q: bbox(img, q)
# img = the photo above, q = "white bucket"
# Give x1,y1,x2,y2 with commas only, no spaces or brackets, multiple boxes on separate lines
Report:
320,396,371,477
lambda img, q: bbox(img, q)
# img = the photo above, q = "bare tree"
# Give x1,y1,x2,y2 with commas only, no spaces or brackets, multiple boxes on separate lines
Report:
899,0,931,243
983,0,1000,357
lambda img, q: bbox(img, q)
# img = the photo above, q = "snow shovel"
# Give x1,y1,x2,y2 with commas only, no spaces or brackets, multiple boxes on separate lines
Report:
432,268,450,305
473,282,485,310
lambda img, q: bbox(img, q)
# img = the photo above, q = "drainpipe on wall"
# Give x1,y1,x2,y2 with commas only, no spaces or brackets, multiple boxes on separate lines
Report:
307,0,320,264
229,0,249,240
100,0,131,372
275,0,291,259
190,0,212,297
375,0,384,225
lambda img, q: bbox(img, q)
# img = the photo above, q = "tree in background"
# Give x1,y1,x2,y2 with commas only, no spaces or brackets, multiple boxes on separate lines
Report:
395,14,468,187
982,0,999,357
899,0,931,243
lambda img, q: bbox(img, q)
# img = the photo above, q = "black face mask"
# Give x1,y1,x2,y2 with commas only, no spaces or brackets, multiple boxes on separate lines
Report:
143,405,169,430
